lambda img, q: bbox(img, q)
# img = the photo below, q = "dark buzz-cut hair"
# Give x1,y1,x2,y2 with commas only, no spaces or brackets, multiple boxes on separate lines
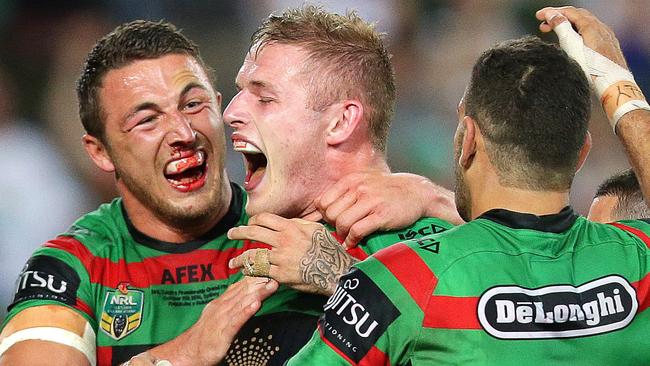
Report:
251,5,395,153
595,169,650,220
465,36,591,191
76,20,211,142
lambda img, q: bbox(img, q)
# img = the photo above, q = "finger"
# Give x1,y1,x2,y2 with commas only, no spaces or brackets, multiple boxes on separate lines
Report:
321,191,357,225
266,263,289,284
344,215,380,248
248,212,290,230
228,249,256,269
302,210,323,222
334,198,377,239
538,6,597,34
318,174,360,210
228,225,279,245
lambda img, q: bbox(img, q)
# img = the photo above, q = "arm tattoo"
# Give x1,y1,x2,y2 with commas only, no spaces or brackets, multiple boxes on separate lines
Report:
299,228,359,295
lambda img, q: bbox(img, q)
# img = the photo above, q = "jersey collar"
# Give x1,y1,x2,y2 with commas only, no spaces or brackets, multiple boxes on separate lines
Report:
121,182,244,253
478,206,579,233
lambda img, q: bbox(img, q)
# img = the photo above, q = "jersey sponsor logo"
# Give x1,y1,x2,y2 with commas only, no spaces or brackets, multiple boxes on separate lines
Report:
10,255,80,309
397,223,447,241
100,283,144,340
319,268,400,363
160,263,216,284
478,275,638,339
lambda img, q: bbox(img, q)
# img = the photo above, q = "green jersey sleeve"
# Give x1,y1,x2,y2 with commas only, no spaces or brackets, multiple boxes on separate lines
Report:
2,236,96,330
288,241,435,365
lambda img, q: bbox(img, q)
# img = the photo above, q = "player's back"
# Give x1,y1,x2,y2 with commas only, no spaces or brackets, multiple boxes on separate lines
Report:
408,207,650,365
289,207,650,365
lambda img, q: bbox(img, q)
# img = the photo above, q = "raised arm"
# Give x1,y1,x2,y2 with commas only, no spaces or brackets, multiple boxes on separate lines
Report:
536,6,650,204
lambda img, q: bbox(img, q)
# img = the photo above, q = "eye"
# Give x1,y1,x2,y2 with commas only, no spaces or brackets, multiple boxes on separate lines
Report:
259,97,274,104
183,100,205,113
138,115,158,125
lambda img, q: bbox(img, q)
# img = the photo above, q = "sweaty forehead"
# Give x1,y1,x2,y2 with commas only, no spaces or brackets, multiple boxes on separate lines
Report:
237,44,309,86
104,54,211,93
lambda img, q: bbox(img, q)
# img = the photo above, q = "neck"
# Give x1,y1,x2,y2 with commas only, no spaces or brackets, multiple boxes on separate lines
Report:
469,173,570,220
296,143,390,221
120,181,233,243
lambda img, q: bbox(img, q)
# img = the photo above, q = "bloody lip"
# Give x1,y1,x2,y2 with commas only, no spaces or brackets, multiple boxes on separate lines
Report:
170,169,206,192
164,149,208,192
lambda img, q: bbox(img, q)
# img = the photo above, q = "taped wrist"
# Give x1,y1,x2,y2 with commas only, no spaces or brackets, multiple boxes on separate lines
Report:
553,21,649,131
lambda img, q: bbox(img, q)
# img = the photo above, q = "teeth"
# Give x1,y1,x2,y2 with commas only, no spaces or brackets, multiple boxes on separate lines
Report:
165,151,205,175
233,140,262,154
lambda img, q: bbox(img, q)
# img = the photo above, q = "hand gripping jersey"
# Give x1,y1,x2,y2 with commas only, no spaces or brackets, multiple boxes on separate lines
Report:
220,218,452,366
289,207,650,365
2,180,453,366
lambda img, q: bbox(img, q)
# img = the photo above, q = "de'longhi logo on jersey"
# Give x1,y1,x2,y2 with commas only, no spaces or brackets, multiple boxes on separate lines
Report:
478,275,638,339
100,282,144,340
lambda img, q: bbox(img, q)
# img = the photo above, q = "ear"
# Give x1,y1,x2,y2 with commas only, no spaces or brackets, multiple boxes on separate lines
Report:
82,134,115,173
215,91,222,108
458,116,478,169
575,131,592,173
325,100,363,146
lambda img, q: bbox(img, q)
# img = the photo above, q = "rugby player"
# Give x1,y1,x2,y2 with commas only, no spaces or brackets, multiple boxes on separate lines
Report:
588,169,650,222
283,7,650,365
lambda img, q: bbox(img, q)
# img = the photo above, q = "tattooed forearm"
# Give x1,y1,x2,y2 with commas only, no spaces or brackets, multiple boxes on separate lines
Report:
299,228,359,296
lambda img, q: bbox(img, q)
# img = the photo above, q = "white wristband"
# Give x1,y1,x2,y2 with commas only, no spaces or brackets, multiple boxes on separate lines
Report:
612,99,650,131
553,20,647,131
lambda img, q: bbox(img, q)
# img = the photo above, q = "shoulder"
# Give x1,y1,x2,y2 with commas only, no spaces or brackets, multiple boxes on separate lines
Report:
359,217,453,255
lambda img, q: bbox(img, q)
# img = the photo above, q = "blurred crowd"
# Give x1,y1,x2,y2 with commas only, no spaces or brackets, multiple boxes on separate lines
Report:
1,0,648,320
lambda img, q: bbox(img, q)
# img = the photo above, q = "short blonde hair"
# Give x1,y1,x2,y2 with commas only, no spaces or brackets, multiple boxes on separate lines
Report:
251,5,395,153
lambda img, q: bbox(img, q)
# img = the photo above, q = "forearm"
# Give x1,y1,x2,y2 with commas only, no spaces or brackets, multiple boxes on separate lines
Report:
616,109,650,205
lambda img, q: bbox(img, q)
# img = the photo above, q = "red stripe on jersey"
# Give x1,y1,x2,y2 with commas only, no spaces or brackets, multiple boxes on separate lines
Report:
373,243,437,311
359,345,391,366
331,231,369,260
317,322,356,365
422,295,481,329
609,222,650,248
632,272,650,313
75,298,94,320
96,346,111,366
347,247,369,261
45,236,269,289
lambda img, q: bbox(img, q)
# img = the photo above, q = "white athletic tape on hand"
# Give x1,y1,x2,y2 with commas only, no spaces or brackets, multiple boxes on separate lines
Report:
553,20,647,130
554,21,635,96
0,322,96,365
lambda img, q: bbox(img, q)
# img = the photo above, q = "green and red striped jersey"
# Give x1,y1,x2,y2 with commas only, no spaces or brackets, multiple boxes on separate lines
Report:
2,182,453,366
289,207,650,365
222,218,452,366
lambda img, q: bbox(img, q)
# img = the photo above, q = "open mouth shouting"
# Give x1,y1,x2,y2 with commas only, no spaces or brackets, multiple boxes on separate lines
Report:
232,137,267,191
164,149,207,192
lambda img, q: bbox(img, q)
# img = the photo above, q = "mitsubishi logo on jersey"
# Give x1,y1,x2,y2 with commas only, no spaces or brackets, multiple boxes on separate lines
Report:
324,278,378,338
478,275,638,339
318,268,400,363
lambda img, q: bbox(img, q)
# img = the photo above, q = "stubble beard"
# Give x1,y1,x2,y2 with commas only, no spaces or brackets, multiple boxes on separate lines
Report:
118,165,222,228
454,145,472,223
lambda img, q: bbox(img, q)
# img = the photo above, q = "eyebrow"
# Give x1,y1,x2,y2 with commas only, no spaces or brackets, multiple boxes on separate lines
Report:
124,82,209,122
235,79,278,94
179,82,209,99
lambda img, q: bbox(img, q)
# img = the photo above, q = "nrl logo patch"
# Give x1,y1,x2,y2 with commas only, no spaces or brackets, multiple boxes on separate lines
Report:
100,283,144,340
478,275,638,339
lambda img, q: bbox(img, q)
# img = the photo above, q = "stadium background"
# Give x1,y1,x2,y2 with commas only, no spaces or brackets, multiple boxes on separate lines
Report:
1,0,648,320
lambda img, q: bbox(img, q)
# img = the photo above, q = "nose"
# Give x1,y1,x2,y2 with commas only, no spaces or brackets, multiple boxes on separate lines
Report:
167,112,196,145
223,91,248,129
